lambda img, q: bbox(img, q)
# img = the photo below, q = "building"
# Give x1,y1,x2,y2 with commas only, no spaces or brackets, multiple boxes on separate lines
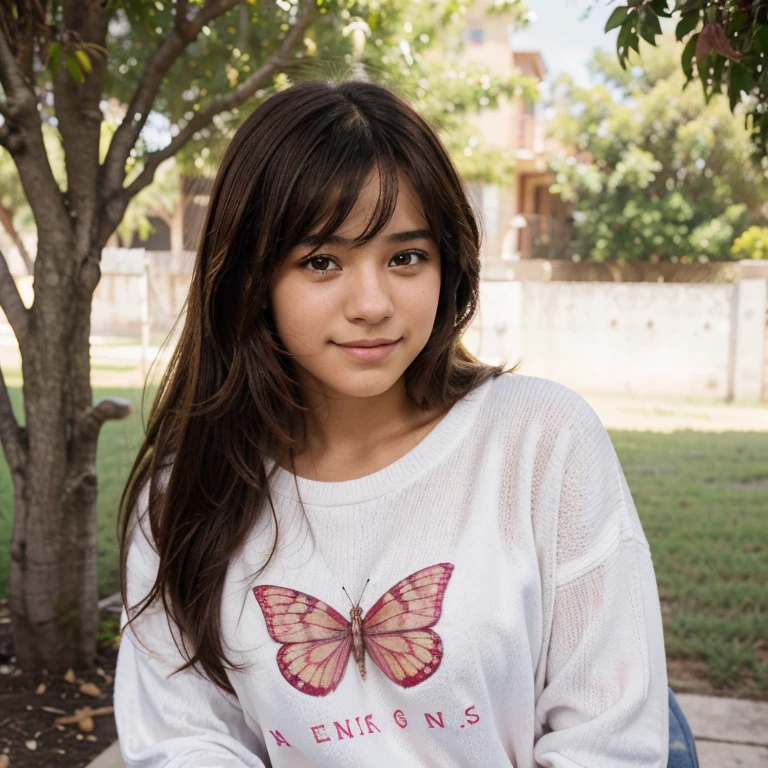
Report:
460,1,579,273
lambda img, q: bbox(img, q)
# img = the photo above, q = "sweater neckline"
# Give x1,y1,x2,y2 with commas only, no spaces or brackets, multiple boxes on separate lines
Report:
263,375,497,507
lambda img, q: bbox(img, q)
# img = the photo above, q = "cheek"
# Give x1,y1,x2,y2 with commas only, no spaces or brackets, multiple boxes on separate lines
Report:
270,279,335,346
399,271,442,327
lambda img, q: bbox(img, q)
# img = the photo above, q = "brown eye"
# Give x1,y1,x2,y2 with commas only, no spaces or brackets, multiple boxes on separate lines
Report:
390,251,428,268
300,256,339,273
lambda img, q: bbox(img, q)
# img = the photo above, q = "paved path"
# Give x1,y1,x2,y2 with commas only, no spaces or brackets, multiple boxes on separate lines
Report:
88,694,768,767
676,694,768,767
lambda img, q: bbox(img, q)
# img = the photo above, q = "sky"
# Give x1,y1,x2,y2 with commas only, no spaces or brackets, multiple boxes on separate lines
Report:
510,0,621,89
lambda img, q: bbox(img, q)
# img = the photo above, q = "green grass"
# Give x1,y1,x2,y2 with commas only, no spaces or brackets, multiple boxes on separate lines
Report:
0,389,766,692
610,429,768,692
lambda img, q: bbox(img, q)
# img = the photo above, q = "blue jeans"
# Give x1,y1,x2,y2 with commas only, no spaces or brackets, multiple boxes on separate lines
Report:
668,687,699,768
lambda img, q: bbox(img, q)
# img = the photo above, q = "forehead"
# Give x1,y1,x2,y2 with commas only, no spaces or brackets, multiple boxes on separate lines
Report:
305,170,431,246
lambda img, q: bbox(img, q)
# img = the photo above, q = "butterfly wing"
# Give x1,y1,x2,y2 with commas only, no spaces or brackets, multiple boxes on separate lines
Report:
276,636,354,697
364,629,443,688
361,563,454,688
253,585,353,696
363,562,454,634
253,585,350,642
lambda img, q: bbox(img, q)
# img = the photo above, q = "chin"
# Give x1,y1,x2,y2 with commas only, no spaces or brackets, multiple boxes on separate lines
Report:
317,371,405,400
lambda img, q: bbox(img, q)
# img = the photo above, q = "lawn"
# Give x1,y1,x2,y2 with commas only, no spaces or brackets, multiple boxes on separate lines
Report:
0,384,766,696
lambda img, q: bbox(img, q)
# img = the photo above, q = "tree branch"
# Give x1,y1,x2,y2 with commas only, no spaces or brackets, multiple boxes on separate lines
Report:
75,397,132,443
0,244,30,346
98,2,316,244
100,0,244,199
0,15,34,102
129,11,314,199
0,361,24,474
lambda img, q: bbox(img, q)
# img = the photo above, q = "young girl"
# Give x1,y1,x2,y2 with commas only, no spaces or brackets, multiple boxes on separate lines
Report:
114,78,671,767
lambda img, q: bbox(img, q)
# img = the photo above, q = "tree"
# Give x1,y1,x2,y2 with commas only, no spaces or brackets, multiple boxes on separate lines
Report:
545,36,768,263
599,0,768,162
0,0,537,672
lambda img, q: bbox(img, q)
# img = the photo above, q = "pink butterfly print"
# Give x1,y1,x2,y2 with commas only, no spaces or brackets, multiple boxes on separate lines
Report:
253,562,454,697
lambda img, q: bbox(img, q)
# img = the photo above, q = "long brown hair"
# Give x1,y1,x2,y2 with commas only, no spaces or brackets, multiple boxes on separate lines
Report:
117,77,519,695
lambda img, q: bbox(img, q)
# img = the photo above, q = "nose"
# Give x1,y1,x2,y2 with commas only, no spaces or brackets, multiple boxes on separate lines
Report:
345,263,395,324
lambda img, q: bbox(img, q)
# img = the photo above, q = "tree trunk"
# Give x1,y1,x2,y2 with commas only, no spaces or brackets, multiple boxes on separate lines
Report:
8,256,94,668
7,243,129,671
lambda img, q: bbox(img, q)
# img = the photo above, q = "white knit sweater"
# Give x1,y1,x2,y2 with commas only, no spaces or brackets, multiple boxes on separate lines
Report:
114,372,669,767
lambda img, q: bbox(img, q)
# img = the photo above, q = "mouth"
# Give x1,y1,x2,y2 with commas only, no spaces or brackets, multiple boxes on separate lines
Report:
332,339,401,361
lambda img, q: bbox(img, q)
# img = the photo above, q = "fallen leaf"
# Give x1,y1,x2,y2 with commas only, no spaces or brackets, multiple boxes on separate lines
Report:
79,682,102,698
78,716,95,733
96,667,114,684
63,668,76,684
35,682,46,695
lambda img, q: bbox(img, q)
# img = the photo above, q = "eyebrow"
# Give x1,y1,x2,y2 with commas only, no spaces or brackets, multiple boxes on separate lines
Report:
297,228,436,248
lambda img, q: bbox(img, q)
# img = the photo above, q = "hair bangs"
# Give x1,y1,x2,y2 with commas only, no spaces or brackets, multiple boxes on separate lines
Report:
277,130,402,260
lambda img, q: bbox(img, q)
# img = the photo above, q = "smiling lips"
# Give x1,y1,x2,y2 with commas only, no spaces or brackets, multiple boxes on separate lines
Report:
333,338,401,362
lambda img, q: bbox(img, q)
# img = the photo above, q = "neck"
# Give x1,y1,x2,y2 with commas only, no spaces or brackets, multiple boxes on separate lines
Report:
290,375,422,460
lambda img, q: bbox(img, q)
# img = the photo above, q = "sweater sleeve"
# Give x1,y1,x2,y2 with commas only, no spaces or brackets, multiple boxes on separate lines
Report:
114,480,267,768
533,393,668,767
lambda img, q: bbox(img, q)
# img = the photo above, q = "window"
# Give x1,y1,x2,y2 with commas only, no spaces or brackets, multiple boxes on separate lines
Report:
463,27,484,44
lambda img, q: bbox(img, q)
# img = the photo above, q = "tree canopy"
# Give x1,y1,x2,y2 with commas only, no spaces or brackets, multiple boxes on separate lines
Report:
600,0,768,162
546,36,768,263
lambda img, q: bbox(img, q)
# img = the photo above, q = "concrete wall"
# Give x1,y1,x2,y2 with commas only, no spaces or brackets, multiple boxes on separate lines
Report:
482,258,766,283
463,279,767,402
3,253,766,402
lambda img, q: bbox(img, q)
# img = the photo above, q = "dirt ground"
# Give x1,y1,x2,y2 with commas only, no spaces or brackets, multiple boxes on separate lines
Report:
583,392,768,433
0,599,118,768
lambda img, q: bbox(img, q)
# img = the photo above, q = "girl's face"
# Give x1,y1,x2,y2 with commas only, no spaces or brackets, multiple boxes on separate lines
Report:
268,169,442,401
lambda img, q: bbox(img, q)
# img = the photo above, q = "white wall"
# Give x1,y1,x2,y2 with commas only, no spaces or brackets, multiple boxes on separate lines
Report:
463,279,767,402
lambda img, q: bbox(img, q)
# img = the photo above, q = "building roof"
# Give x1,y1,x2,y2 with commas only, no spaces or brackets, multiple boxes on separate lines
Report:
511,50,548,80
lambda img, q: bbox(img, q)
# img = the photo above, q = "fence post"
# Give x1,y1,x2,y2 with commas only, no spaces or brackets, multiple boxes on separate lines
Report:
728,278,768,403
140,252,150,380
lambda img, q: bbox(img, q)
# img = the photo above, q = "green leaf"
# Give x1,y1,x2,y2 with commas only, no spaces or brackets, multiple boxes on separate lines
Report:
65,53,85,84
711,53,726,92
675,10,701,41
626,22,640,54
728,60,756,111
699,53,714,103
649,0,673,18
47,41,61,75
726,11,749,34
753,26,768,55
639,9,662,45
681,32,698,80
617,20,635,68
605,5,629,33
